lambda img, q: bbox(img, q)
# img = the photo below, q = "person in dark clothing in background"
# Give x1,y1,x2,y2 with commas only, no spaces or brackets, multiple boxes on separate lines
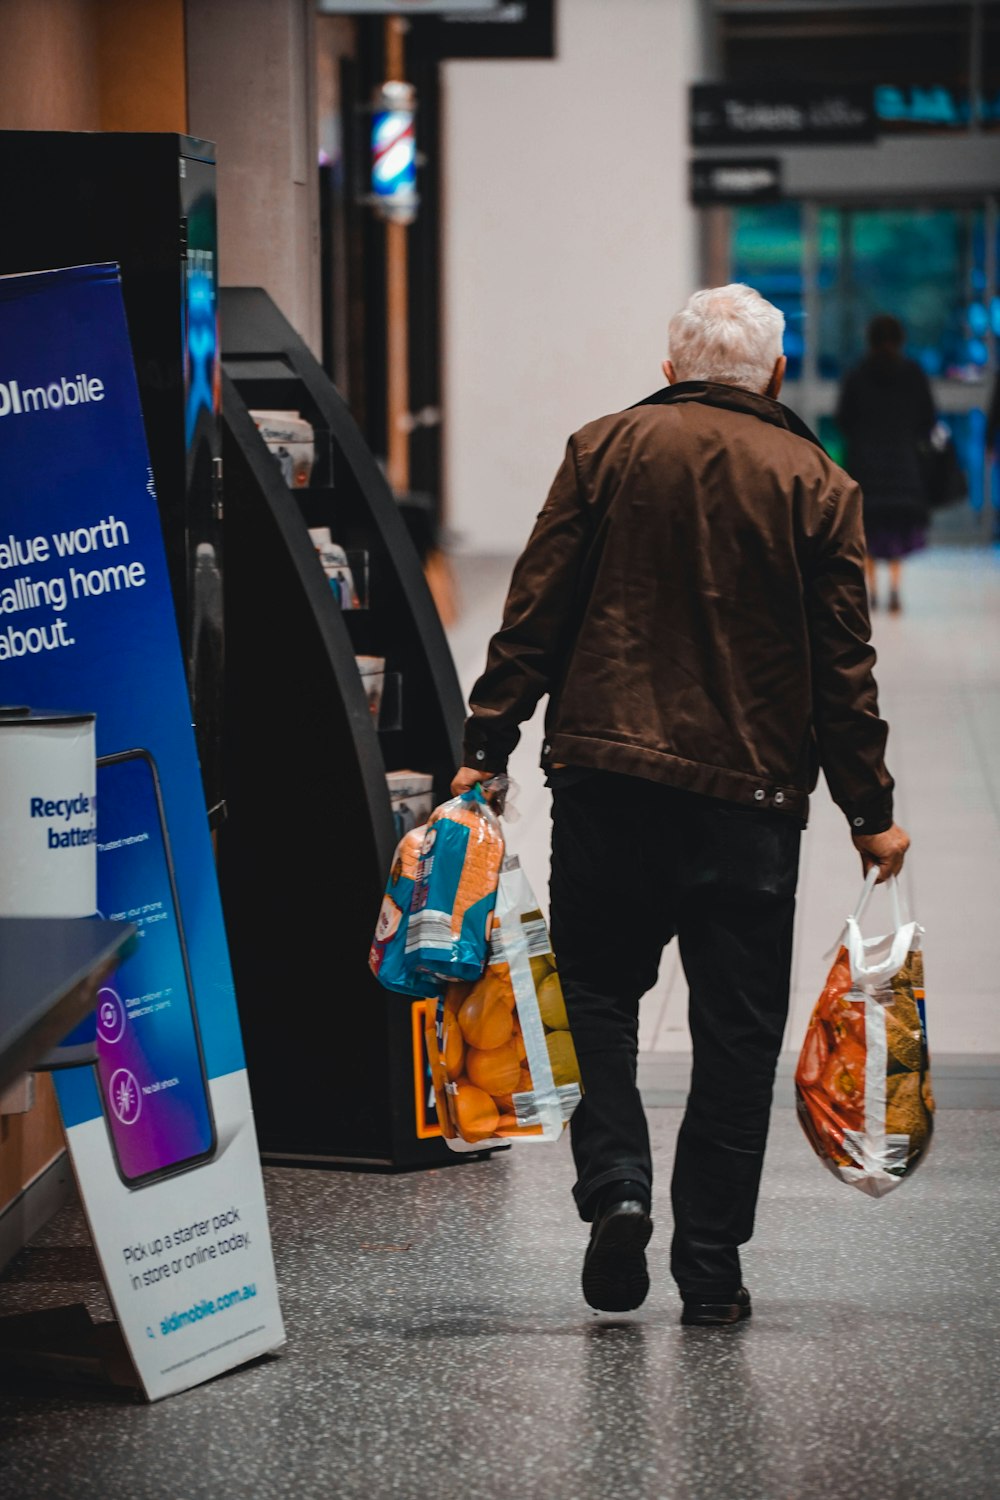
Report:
451,284,910,1326
836,314,936,614
988,371,1000,540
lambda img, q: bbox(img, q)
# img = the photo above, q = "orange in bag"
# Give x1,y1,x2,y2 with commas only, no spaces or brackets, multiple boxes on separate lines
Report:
426,858,582,1152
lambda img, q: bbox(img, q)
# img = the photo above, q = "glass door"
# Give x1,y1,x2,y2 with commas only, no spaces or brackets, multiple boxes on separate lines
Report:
729,199,999,541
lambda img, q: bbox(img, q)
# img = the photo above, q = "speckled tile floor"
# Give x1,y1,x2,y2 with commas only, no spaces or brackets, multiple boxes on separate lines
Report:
2,1099,999,1500
3,548,998,1496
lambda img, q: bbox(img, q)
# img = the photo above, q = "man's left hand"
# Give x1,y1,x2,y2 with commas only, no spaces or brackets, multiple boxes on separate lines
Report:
852,822,910,883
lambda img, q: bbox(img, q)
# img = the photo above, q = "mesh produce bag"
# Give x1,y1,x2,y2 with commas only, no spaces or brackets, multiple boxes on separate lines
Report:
425,857,582,1151
795,871,934,1198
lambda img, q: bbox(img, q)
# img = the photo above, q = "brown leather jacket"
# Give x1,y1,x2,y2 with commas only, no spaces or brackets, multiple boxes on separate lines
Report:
462,382,894,832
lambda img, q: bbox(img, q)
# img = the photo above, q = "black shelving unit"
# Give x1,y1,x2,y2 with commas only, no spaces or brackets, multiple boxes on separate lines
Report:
218,287,493,1170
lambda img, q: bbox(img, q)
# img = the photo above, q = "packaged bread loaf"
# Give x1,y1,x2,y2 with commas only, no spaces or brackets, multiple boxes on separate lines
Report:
369,825,436,997
406,785,505,984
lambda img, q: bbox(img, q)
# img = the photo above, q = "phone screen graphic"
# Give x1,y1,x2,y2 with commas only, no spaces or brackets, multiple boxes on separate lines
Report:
94,751,216,1187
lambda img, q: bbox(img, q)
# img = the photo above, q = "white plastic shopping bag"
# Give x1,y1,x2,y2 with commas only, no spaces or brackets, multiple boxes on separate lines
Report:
795,869,934,1198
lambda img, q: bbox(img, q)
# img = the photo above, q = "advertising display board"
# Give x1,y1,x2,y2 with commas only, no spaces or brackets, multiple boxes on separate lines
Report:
0,263,284,1400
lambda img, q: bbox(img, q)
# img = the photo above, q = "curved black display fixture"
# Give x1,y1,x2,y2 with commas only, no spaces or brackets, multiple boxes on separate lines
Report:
217,287,489,1170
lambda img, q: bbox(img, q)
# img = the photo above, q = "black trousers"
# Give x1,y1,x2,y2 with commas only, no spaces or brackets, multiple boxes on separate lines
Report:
549,772,801,1300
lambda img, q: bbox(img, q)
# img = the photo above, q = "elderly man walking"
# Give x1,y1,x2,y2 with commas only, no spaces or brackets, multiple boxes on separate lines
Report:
451,284,909,1324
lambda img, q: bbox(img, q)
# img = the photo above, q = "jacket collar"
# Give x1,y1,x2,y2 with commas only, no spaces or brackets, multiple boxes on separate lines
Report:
632,381,826,453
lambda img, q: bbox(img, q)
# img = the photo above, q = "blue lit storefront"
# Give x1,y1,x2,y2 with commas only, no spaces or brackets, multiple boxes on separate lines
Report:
694,5,1000,542
727,194,997,537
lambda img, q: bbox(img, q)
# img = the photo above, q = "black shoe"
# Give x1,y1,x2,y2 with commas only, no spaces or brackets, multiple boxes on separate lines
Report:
581,1200,653,1313
680,1285,752,1327
888,590,901,614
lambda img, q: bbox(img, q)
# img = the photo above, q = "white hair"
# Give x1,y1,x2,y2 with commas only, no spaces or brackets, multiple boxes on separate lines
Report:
667,283,785,393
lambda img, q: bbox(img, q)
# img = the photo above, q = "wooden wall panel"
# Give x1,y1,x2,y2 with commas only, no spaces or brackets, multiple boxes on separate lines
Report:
0,1076,65,1216
95,0,187,133
0,0,187,134
0,0,100,130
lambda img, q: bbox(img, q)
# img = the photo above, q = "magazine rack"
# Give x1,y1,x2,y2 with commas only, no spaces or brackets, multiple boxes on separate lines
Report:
218,288,494,1169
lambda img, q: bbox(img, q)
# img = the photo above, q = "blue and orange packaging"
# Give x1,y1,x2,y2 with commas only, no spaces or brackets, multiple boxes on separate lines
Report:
405,786,505,984
369,825,430,997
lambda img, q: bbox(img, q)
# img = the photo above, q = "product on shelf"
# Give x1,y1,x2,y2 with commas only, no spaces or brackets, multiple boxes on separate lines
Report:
308,526,360,609
355,655,386,721
249,408,315,488
385,769,434,837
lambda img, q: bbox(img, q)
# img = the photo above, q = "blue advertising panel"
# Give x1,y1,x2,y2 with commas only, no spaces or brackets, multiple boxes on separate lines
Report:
0,263,284,1399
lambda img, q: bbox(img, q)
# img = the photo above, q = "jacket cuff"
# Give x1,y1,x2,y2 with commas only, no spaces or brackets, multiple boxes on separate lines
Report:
844,791,894,837
462,719,511,775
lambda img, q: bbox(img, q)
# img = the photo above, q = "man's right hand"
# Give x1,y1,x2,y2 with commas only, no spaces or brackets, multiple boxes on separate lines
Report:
852,822,910,883
450,766,493,800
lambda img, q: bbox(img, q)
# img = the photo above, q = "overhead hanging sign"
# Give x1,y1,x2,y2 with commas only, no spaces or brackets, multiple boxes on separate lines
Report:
690,156,782,205
690,83,876,146
0,263,285,1402
431,0,554,58
874,83,971,129
317,2,499,12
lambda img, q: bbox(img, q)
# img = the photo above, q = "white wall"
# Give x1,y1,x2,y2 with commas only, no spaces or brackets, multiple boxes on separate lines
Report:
442,0,701,554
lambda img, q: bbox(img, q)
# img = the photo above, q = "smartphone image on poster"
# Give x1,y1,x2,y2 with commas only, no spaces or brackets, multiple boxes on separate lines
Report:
94,749,216,1188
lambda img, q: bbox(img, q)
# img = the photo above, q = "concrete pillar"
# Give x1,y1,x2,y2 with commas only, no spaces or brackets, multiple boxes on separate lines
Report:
185,0,321,354
441,0,702,554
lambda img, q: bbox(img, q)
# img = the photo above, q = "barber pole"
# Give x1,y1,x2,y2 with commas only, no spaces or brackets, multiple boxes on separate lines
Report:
370,81,418,224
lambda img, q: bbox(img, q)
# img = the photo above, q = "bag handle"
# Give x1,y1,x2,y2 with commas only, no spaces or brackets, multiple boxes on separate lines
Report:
851,867,904,929
824,870,909,965
845,872,914,984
